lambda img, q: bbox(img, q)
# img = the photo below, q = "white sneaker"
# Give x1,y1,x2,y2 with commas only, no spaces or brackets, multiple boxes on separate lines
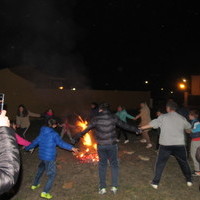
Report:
99,188,106,195
124,140,129,144
187,182,193,187
110,187,118,194
146,144,153,149
116,139,120,142
140,139,147,143
151,183,158,189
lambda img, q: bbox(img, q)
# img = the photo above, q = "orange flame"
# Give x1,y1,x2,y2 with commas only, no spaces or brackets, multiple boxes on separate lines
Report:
75,116,99,163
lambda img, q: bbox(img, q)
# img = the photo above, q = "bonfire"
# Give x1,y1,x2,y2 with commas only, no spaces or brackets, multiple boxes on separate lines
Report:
74,116,99,163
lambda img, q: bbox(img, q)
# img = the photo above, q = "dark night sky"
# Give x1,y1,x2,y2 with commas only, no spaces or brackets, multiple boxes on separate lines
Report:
0,0,200,96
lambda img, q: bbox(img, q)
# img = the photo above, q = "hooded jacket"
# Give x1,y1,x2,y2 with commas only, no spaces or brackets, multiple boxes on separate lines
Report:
75,110,139,145
190,119,200,139
25,126,73,161
0,127,20,195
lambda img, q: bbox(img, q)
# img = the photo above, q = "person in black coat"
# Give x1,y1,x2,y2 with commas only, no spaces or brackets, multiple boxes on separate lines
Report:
74,103,140,195
0,110,20,196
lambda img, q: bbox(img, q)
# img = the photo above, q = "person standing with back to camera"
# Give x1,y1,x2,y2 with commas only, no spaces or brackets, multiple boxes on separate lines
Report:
134,102,152,148
140,101,192,189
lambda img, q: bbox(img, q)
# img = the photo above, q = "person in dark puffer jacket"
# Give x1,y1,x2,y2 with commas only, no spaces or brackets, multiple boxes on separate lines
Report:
73,103,140,195
25,119,78,199
0,110,20,196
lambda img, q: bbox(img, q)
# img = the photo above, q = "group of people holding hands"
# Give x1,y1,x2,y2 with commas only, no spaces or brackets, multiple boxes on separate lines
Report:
1,100,200,199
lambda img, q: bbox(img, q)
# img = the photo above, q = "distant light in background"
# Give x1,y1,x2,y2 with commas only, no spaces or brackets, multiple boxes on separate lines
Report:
71,87,76,91
170,91,174,94
179,83,186,90
161,88,164,91
182,78,187,83
145,81,149,84
58,86,64,90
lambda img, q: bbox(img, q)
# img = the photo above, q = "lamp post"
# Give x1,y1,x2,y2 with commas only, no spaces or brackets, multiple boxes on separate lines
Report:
178,78,189,107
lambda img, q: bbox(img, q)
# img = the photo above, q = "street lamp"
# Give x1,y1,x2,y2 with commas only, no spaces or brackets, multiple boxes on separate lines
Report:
178,79,189,107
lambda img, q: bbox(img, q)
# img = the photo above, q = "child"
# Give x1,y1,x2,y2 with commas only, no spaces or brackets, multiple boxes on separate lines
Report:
43,108,55,124
115,105,135,144
188,109,200,176
59,117,76,143
25,118,78,199
10,120,31,147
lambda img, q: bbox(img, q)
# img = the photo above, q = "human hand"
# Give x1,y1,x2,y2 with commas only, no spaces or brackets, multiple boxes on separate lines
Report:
72,148,79,153
0,110,10,127
136,128,143,135
29,149,34,154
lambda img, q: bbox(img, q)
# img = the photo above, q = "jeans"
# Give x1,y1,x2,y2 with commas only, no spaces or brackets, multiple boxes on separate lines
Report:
97,144,119,189
190,140,200,171
33,160,56,193
152,145,192,185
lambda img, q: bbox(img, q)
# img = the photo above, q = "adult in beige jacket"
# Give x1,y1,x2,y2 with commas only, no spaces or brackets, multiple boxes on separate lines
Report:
16,104,41,136
134,102,152,148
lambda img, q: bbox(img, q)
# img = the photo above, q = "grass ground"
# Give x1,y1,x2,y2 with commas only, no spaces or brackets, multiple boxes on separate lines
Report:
2,120,200,200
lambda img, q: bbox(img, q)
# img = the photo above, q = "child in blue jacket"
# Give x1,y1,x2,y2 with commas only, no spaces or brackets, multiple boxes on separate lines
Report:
25,119,78,199
188,109,200,176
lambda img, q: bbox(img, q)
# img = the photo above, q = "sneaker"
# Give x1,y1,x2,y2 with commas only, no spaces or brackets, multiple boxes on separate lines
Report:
146,144,153,149
31,184,40,190
116,139,120,142
99,188,106,195
150,183,158,189
192,171,200,176
124,140,129,144
110,187,118,194
187,182,193,187
140,139,147,143
40,192,53,199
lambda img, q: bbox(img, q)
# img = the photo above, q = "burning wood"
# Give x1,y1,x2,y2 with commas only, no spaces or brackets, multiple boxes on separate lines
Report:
74,116,99,163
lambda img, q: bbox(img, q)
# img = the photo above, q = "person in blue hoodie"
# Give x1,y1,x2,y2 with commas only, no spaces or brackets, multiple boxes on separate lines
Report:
25,119,78,199
187,109,200,176
115,105,135,144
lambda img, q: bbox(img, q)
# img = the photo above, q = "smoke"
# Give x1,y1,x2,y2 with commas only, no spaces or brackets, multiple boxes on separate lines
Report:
1,0,89,88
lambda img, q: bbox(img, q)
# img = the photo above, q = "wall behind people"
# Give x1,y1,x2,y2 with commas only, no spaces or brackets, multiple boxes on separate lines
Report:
0,68,150,119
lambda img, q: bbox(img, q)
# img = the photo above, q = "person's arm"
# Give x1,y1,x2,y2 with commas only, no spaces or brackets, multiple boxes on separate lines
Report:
140,124,153,130
134,113,141,120
15,133,31,146
124,111,135,120
0,111,20,195
184,118,192,133
116,117,140,133
140,117,162,130
55,134,74,150
28,111,41,118
25,136,40,151
73,124,95,141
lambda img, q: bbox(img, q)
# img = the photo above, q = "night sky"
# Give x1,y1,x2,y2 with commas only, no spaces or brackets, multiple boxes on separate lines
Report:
0,0,200,96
